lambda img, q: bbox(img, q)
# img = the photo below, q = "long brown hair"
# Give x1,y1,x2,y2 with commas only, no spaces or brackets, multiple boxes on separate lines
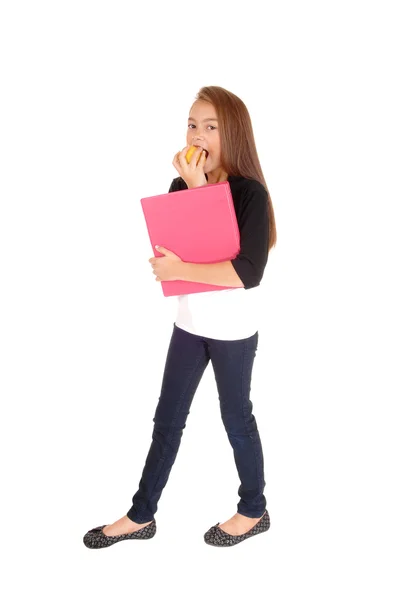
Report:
194,86,277,251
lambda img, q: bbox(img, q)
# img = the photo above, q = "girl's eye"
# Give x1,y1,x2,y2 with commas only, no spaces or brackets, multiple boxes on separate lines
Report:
188,124,216,130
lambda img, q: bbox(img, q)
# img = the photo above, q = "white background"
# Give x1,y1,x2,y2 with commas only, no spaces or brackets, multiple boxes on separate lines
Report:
1,1,396,598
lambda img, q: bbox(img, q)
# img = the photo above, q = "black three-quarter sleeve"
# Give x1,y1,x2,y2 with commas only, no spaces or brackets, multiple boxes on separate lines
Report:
168,179,178,193
230,182,269,289
168,177,187,193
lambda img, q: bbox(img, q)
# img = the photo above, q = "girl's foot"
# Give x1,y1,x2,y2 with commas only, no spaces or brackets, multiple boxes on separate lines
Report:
218,513,263,536
102,515,153,537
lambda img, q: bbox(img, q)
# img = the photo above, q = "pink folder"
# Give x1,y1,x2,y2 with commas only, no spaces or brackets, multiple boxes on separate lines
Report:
140,181,240,297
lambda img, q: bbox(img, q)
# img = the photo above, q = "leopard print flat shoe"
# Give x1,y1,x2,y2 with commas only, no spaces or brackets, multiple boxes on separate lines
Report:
204,510,270,547
83,520,156,549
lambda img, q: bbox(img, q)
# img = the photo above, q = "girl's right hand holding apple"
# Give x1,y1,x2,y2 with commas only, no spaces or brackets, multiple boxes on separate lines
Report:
172,145,208,189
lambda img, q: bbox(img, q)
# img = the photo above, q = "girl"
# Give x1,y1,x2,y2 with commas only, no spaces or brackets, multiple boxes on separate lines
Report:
83,86,277,549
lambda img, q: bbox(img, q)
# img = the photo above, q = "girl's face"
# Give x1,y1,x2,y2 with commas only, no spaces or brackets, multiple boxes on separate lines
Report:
186,101,221,173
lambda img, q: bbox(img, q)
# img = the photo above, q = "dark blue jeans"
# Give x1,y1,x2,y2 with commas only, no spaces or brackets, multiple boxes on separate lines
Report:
127,322,267,523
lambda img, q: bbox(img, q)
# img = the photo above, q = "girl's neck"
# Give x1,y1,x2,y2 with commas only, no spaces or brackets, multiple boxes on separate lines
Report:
206,168,229,184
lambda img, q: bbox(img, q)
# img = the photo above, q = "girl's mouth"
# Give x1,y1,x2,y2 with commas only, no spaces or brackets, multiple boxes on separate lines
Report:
194,145,209,158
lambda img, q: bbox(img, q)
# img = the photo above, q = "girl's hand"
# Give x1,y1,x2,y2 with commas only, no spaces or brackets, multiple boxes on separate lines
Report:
149,246,184,282
172,146,208,189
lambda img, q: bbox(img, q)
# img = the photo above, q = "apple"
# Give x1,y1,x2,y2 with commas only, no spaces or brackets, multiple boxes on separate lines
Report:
185,145,208,164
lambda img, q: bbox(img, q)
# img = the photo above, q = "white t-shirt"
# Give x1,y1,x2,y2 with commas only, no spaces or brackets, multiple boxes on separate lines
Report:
175,286,262,340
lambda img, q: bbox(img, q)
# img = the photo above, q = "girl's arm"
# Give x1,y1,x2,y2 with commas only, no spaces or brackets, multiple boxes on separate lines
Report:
179,260,244,288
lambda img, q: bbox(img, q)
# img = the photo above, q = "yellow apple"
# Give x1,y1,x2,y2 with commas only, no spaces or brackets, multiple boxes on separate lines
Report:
185,145,208,164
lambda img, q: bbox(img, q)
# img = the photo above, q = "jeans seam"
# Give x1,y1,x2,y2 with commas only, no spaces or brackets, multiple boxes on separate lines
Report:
242,337,261,505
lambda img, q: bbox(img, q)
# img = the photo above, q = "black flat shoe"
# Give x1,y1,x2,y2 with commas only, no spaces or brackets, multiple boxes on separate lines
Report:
83,520,156,549
204,510,270,547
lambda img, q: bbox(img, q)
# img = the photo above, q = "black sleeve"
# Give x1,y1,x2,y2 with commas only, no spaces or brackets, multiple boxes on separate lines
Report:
168,177,187,193
168,179,178,193
230,183,269,289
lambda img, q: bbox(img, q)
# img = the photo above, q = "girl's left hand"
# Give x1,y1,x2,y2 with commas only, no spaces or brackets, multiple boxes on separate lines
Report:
149,246,184,281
